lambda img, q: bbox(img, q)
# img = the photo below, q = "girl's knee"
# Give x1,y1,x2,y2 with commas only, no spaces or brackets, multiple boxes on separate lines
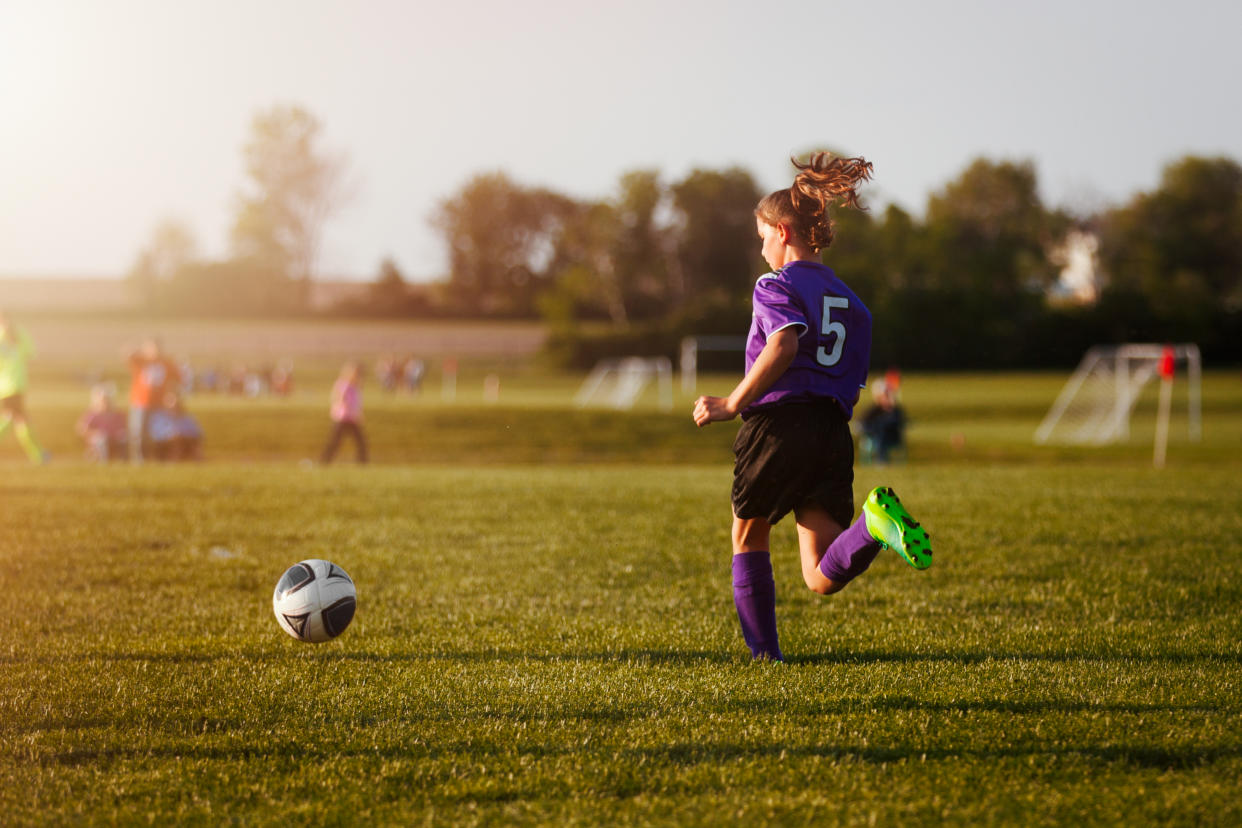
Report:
802,565,844,595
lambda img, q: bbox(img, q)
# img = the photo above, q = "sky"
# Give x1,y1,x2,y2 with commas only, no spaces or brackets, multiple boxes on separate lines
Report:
2,0,1240,281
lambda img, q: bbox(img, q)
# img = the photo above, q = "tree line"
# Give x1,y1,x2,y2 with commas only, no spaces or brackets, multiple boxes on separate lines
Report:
130,105,1242,368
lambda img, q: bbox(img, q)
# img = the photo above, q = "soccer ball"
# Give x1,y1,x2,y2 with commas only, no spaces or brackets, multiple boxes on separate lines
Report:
272,559,357,643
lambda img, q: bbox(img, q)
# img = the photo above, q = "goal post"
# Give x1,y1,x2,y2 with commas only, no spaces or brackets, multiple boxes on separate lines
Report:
1035,343,1201,450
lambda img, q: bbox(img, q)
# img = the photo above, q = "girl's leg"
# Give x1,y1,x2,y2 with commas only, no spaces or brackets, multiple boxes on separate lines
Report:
320,421,345,464
13,416,45,463
805,487,933,589
815,504,883,590
793,505,849,595
731,515,782,661
128,407,146,463
349,423,369,464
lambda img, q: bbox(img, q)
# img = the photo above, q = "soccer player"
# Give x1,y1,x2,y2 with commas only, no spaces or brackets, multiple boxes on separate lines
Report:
320,361,368,464
0,311,48,464
692,153,932,661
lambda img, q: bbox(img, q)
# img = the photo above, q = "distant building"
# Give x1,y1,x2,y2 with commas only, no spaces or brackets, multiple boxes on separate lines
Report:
1050,230,1100,304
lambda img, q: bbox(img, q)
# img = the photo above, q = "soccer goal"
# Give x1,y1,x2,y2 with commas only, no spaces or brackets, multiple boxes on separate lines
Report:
679,335,747,394
1034,343,1202,446
574,356,674,411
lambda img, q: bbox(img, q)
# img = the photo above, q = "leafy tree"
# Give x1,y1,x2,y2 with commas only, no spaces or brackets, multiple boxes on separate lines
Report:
610,170,675,320
923,158,1058,297
368,257,411,312
231,104,350,305
1099,155,1242,310
544,169,676,325
127,218,198,307
546,200,627,324
669,167,762,306
432,172,578,316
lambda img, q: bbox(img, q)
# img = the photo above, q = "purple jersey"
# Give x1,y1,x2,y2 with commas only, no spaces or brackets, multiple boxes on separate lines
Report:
743,260,872,419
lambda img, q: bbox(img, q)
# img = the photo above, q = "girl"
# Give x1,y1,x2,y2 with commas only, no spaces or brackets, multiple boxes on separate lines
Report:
320,361,369,464
0,311,48,464
692,153,932,661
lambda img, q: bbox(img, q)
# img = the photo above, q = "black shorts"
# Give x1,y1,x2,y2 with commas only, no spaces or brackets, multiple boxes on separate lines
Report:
732,398,855,528
0,394,24,417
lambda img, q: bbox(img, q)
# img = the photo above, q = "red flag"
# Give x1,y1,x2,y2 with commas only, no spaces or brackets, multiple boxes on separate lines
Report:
1158,346,1175,380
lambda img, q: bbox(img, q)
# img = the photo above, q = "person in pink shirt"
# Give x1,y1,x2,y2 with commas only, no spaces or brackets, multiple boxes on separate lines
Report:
320,361,368,464
76,385,128,462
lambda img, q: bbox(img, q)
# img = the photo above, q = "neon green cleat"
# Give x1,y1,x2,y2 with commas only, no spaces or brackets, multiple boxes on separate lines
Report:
863,486,933,570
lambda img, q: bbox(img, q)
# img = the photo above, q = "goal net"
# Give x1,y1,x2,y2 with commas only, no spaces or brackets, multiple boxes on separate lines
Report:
1035,344,1202,445
574,356,674,411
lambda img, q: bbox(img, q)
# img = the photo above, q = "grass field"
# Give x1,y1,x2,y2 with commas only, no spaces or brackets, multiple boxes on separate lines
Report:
2,339,1241,824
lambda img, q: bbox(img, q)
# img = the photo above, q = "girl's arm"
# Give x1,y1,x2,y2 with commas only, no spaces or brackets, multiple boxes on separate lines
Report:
693,327,799,426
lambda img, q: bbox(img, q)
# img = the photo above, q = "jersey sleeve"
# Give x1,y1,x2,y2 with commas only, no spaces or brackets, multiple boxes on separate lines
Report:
752,277,809,338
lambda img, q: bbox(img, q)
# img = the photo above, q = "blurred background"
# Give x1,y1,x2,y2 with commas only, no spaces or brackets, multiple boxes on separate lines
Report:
1,0,1239,465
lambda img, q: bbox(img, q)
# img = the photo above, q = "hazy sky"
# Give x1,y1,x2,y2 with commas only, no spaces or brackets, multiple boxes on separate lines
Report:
2,0,1240,281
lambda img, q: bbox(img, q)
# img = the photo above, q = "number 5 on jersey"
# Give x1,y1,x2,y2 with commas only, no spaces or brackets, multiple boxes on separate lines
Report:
817,295,849,367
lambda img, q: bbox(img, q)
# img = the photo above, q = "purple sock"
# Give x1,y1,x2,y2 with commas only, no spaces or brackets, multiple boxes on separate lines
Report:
732,551,783,661
818,515,881,584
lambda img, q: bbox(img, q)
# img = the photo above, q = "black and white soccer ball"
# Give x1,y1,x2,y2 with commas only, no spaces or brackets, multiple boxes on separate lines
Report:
272,559,357,643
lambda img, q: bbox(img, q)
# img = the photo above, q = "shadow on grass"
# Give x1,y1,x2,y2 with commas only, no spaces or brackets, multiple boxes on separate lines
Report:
37,737,1242,774
637,740,1242,771
729,695,1235,717
786,649,1242,666
5,647,1242,667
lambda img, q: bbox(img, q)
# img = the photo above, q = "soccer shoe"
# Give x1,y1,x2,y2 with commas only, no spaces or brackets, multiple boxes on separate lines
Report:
862,486,932,570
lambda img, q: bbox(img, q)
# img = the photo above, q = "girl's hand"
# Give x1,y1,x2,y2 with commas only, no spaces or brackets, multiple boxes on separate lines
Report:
693,395,736,427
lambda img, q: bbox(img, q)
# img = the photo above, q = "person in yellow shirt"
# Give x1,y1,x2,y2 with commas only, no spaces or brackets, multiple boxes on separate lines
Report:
0,311,47,464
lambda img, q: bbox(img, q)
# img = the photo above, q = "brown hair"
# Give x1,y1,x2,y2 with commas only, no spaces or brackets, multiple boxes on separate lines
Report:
755,152,874,252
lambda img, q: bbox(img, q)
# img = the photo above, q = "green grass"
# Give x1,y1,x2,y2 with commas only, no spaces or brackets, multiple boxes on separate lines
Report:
2,370,1242,824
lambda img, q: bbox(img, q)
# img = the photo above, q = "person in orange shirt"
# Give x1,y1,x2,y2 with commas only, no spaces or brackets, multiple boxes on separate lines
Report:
126,337,180,464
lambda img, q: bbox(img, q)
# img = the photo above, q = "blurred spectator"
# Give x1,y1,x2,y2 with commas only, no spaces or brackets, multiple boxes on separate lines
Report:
884,366,902,397
228,364,247,395
271,360,294,396
179,359,195,394
859,378,906,464
403,357,425,394
377,353,399,392
76,385,128,462
126,337,180,464
243,367,266,397
149,391,203,461
199,365,220,393
320,361,368,464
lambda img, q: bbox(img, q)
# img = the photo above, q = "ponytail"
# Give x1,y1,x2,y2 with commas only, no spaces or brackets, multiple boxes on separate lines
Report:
755,152,873,252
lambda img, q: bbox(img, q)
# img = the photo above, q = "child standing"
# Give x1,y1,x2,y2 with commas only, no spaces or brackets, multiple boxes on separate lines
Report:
0,311,48,464
76,385,128,461
693,153,932,661
320,361,368,464
126,337,180,464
